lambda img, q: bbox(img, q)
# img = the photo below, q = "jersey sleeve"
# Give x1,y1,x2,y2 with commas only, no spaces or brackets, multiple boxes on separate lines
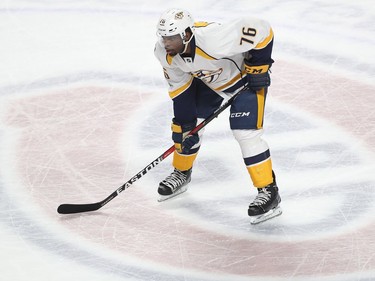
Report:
154,42,197,124
198,17,273,58
154,42,194,100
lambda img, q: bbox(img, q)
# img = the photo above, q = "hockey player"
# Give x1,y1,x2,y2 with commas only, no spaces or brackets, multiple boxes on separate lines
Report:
154,9,281,224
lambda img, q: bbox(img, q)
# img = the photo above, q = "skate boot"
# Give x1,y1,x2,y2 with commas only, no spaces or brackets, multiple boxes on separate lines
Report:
158,168,192,202
248,174,282,224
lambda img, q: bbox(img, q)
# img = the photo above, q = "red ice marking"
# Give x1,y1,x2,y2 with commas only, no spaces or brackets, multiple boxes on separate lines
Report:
4,85,154,211
4,64,375,279
272,62,375,150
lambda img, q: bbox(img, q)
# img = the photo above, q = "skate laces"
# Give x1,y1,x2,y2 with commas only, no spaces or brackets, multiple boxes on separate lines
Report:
250,188,272,206
161,169,188,191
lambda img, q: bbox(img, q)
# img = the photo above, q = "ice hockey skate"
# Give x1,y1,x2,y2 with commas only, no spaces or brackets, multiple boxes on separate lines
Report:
158,168,192,202
248,177,282,225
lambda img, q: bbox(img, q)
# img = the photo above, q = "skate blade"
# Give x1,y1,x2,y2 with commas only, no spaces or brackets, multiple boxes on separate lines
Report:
250,206,282,225
157,186,188,202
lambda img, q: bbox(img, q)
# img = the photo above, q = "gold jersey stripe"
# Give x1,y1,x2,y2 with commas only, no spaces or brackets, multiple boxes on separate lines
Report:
256,88,266,129
214,70,247,92
196,47,217,60
194,21,210,28
166,54,173,65
169,76,194,99
254,28,274,50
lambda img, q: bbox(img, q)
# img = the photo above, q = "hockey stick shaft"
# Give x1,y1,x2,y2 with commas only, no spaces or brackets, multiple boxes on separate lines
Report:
57,89,244,214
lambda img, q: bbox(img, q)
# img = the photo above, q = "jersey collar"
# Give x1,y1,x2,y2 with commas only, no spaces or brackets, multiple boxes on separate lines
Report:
180,36,196,62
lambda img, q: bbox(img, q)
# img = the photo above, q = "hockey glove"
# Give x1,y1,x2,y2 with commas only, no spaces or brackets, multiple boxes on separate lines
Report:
171,119,200,154
244,60,273,91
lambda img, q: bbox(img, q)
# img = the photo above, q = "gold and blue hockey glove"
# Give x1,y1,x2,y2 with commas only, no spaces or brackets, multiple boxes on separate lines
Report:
171,119,200,154
244,60,273,91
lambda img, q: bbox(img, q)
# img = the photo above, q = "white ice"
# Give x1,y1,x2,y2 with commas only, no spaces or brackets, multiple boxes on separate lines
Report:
0,1,374,281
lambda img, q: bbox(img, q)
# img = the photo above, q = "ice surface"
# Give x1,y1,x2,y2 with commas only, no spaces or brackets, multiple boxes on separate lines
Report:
0,1,374,281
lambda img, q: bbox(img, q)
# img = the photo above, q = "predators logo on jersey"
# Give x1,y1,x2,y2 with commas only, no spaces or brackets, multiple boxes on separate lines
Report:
154,17,274,97
191,68,223,84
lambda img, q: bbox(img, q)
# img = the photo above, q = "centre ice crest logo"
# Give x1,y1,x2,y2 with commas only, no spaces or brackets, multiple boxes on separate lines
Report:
192,68,223,83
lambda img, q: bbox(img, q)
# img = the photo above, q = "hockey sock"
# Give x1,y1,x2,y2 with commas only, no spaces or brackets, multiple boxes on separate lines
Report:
173,150,198,171
245,154,273,187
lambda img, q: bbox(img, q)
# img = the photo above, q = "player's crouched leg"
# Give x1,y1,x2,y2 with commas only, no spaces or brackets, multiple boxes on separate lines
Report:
232,129,282,224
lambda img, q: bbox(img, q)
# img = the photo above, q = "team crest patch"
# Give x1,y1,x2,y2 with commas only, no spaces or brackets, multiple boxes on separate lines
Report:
192,68,223,83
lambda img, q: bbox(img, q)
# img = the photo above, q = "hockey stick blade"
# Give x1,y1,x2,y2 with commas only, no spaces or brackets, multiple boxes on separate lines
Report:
57,87,246,214
57,202,102,214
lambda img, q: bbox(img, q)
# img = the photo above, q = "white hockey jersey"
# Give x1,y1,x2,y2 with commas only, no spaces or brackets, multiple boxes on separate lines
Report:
154,17,273,99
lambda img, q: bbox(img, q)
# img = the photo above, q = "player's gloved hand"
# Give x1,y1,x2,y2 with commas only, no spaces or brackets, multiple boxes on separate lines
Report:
244,60,274,91
171,118,200,154
181,134,200,154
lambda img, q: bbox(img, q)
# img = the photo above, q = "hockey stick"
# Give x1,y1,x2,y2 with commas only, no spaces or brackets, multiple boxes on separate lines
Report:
57,88,245,214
